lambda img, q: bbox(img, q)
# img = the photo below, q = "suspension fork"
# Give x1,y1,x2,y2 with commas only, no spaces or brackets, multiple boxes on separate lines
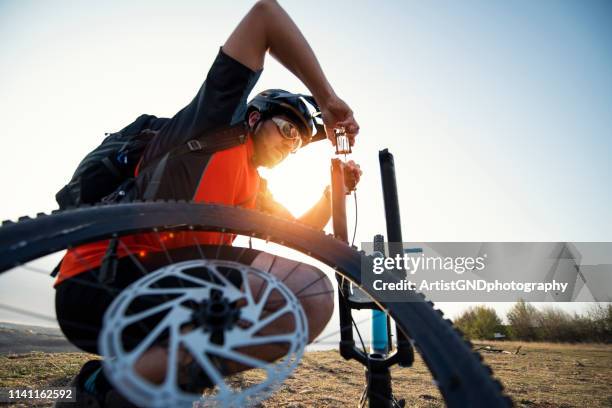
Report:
331,152,412,408
379,149,414,368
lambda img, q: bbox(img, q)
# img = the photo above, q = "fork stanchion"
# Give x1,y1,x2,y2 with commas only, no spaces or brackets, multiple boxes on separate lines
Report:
371,234,389,355
379,149,414,368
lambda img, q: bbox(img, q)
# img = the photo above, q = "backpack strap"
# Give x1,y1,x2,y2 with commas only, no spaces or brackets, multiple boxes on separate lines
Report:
101,157,122,179
140,122,249,201
50,260,62,278
170,123,248,158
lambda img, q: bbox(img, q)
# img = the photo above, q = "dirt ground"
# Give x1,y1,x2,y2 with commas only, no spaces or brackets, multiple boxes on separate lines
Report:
1,341,610,407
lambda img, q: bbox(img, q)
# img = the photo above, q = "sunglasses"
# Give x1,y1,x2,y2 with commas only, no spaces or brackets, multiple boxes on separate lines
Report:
271,117,303,152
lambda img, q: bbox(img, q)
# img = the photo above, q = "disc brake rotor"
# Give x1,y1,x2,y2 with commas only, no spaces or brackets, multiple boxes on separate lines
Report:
99,259,308,408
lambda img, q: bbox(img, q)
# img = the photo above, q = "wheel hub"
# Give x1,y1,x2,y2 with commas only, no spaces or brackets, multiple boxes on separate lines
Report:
191,288,241,345
99,259,308,408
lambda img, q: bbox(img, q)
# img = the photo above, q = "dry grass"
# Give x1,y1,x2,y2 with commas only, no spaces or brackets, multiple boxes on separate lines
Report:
471,340,612,408
1,342,611,407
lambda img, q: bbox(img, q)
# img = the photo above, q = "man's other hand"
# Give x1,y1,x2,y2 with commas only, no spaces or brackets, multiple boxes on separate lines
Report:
343,160,362,191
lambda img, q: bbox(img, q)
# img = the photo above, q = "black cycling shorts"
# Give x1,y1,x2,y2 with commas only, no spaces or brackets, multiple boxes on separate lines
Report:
55,245,261,355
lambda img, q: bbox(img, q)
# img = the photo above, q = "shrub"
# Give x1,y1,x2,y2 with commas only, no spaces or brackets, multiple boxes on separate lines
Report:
506,301,612,343
536,307,577,342
585,303,612,343
506,299,538,341
455,305,503,340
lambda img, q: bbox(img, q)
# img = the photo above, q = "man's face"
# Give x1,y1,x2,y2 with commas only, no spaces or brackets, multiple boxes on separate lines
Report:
251,113,302,168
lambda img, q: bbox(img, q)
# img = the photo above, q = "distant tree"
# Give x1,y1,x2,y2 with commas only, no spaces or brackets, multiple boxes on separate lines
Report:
586,303,612,343
506,299,538,340
507,302,612,343
536,307,576,342
454,305,503,340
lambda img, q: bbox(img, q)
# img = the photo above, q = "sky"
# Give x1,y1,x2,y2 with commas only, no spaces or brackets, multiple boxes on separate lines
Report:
0,0,611,343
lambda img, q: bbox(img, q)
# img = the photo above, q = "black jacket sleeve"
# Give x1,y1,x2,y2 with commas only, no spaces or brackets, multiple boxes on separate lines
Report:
140,48,262,168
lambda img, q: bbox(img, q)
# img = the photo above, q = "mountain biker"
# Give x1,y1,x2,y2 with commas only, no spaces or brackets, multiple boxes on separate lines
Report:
54,1,360,406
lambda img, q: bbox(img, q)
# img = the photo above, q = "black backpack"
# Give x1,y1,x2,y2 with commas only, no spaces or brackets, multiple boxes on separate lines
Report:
55,114,168,210
55,114,247,210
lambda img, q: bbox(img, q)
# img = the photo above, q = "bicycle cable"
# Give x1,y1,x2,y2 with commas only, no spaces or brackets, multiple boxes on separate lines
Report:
350,190,358,248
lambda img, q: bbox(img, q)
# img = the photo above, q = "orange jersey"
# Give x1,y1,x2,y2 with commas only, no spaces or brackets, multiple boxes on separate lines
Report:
56,136,260,285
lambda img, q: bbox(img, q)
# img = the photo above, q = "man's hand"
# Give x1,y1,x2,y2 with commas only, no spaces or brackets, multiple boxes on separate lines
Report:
343,160,362,191
320,95,360,147
223,1,358,147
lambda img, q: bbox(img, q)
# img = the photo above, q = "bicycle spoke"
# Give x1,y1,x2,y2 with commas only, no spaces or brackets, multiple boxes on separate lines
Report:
351,310,369,355
208,346,269,370
254,254,278,301
0,302,56,323
115,240,177,307
253,281,275,317
344,289,372,398
182,335,230,394
191,233,207,261
293,273,328,297
264,288,335,308
254,313,374,356
233,245,249,264
117,240,150,277
67,244,123,302
255,308,376,355
250,305,292,333
0,274,127,336
207,264,243,289
174,269,227,291
280,261,302,284
123,299,179,326
126,312,174,362
266,254,278,274
232,333,295,348
60,274,121,294
16,262,120,297
310,315,372,346
215,231,226,260
153,228,173,264
187,235,246,295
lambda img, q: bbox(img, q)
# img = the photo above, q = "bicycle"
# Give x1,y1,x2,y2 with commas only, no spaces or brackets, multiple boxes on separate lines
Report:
0,149,512,407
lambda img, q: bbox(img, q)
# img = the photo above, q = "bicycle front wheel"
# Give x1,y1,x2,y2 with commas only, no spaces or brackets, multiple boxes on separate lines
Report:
0,202,510,407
